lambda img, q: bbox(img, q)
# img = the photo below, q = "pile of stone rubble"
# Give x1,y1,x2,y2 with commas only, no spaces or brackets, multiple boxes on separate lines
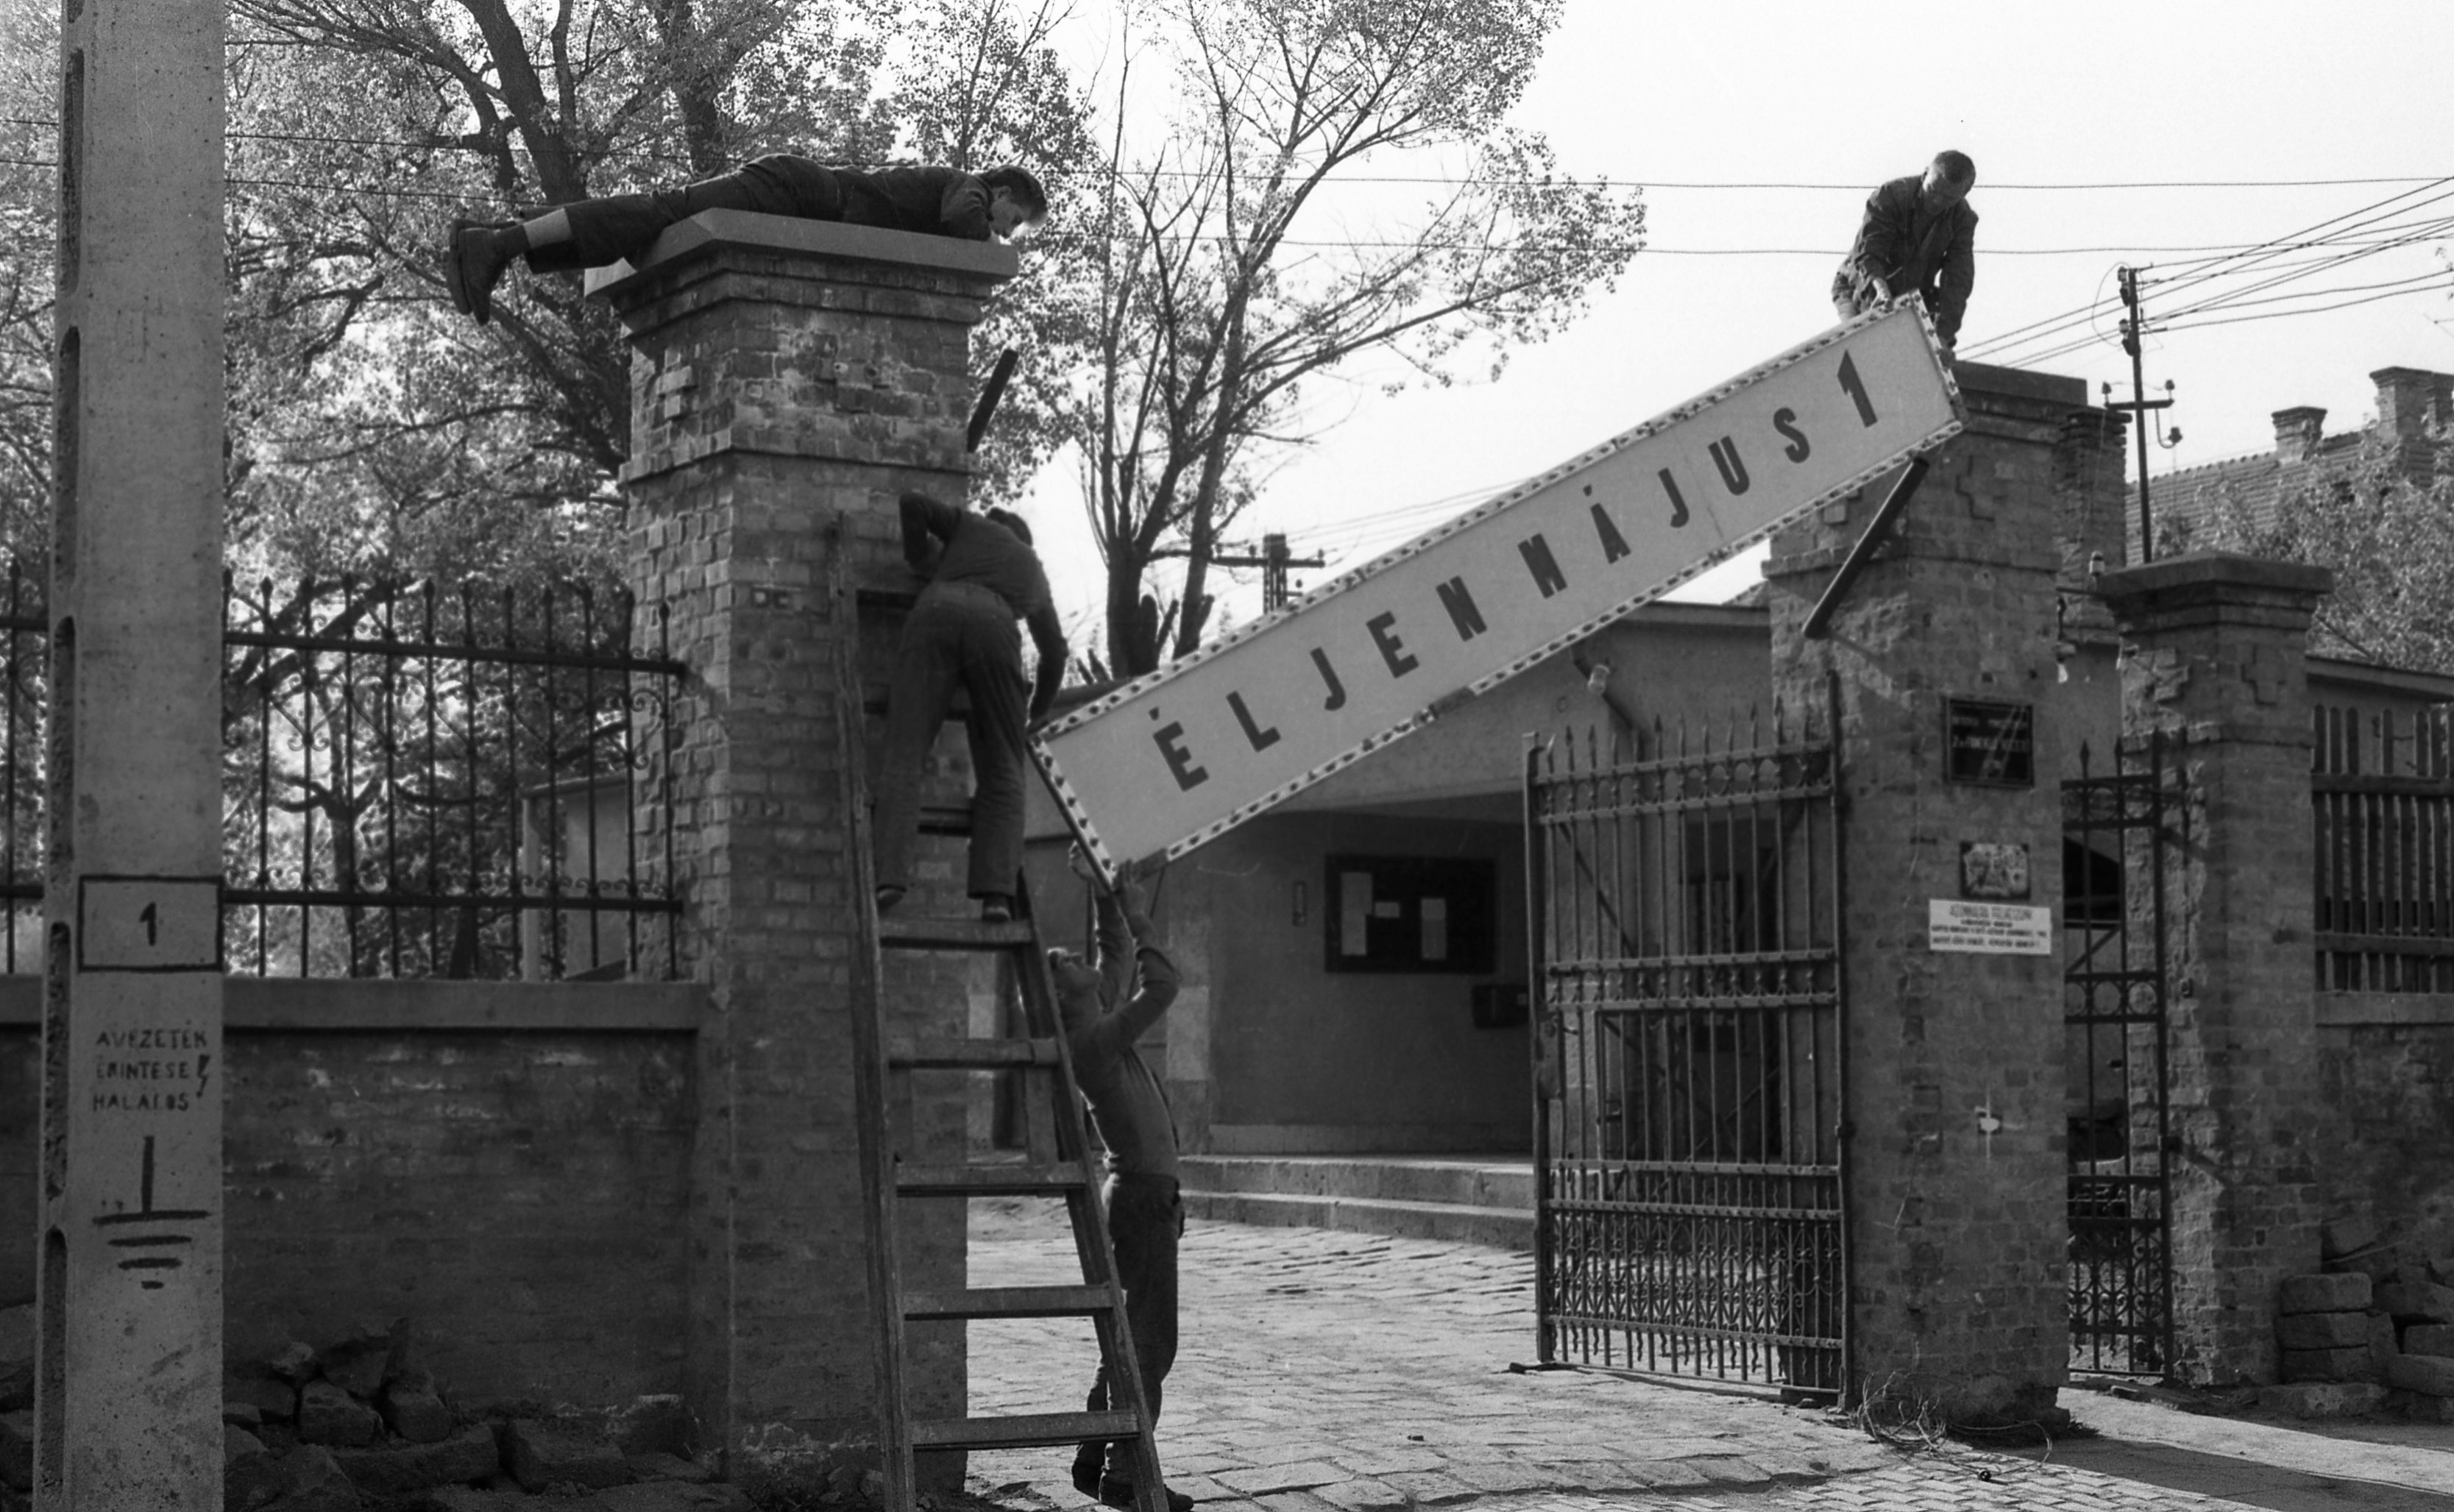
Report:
2,1306,765,1511
2266,1216,2454,1422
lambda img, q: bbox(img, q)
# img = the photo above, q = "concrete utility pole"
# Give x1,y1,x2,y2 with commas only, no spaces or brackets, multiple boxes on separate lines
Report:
2107,266,2178,564
35,0,230,1499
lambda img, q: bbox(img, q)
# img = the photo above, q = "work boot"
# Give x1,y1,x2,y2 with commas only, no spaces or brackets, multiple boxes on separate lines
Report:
1070,1441,1105,1499
979,893,1013,923
1097,1475,1192,1512
444,217,511,326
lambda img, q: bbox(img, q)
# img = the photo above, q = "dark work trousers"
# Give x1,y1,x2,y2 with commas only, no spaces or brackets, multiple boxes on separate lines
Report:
1083,1174,1182,1474
523,154,843,273
872,581,1031,901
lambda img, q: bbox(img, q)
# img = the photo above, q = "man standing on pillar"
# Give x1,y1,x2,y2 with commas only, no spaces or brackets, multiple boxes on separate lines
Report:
1831,150,1977,352
872,489,1066,921
1052,853,1191,1512
444,158,1049,324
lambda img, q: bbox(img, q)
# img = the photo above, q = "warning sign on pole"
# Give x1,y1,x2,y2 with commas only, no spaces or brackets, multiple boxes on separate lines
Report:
1036,301,1965,874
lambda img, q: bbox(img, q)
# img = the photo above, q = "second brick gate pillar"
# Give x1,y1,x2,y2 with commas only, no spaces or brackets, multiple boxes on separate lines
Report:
593,213,1014,1484
2096,553,2333,1385
1763,364,2094,1420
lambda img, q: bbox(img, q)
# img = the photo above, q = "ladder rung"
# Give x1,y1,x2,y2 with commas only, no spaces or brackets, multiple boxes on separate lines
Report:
887,1034,1061,1070
904,1284,1110,1321
912,1410,1143,1451
915,805,973,837
878,916,1037,951
896,1161,1091,1196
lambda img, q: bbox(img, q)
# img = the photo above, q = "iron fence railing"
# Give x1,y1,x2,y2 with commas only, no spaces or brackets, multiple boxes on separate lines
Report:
222,575,683,980
2313,701,2454,993
0,567,686,980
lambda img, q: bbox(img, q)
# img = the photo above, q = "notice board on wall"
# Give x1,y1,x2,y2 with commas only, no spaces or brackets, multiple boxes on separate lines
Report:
1324,854,1497,974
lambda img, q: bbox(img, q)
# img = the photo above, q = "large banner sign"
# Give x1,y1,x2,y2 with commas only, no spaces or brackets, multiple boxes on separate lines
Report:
1035,302,1965,874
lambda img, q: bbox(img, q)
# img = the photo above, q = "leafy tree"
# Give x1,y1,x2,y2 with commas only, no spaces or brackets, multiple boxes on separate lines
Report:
2161,430,2454,675
1063,0,1645,675
0,0,1108,973
0,0,55,559
200,0,1093,588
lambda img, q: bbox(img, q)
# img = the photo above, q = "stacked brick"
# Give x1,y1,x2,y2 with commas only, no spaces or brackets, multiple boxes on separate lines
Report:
2373,1240,2454,1424
2274,1272,2382,1387
2266,1217,2454,1421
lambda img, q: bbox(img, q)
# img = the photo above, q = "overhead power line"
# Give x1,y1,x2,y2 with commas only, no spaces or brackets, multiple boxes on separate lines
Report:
1960,174,2454,366
1,120,2447,193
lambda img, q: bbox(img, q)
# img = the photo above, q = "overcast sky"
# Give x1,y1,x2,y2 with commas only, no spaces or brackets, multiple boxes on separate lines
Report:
1017,0,2454,637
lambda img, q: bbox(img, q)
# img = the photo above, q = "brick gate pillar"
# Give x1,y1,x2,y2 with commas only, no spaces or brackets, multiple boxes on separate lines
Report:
1764,364,2096,1421
592,213,1015,1484
2095,553,2333,1385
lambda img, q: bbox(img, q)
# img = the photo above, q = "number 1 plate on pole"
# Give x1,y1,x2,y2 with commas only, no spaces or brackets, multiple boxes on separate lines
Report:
1035,301,1965,875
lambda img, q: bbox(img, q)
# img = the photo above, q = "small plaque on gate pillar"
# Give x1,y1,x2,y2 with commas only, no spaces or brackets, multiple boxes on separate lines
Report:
79,876,223,972
1960,842,2032,900
1944,697,2035,787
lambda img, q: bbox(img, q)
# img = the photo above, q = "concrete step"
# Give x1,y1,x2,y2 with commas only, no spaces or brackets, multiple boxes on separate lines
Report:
1183,1188,1533,1252
1180,1154,1533,1210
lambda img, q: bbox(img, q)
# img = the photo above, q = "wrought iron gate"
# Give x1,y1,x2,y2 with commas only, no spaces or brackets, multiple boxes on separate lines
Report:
1527,714,1845,1394
2062,733,2180,1377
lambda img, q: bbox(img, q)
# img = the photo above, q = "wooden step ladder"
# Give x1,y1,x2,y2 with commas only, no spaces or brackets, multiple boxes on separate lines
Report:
831,554,1168,1512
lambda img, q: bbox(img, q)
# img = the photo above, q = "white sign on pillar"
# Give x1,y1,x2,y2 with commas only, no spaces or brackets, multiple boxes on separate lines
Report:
1035,302,1964,873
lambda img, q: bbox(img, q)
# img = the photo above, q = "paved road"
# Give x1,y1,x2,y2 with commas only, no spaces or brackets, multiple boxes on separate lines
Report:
959,1202,2255,1511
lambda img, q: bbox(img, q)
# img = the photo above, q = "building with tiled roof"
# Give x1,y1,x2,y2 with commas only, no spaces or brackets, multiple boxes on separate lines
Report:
2147,366,2454,552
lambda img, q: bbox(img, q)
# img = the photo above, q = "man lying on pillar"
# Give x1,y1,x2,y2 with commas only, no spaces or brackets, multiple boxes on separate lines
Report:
871,489,1066,923
1051,850,1192,1512
444,158,1049,324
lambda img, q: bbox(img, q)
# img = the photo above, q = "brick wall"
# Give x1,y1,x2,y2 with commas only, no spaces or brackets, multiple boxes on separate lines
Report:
2318,1016,2454,1263
2,983,700,1405
220,1028,689,1400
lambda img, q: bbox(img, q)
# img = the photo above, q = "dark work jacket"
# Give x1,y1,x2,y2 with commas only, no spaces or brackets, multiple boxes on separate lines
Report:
1831,174,1977,344
838,166,995,241
899,491,1067,720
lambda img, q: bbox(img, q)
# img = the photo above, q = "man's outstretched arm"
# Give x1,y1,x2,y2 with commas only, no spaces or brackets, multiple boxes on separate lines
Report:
1933,210,1977,346
1838,181,1915,300
1026,603,1067,723
1086,880,1179,1047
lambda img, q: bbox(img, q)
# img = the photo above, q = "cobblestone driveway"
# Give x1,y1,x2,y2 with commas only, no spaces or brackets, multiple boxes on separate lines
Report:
960,1203,2230,1511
